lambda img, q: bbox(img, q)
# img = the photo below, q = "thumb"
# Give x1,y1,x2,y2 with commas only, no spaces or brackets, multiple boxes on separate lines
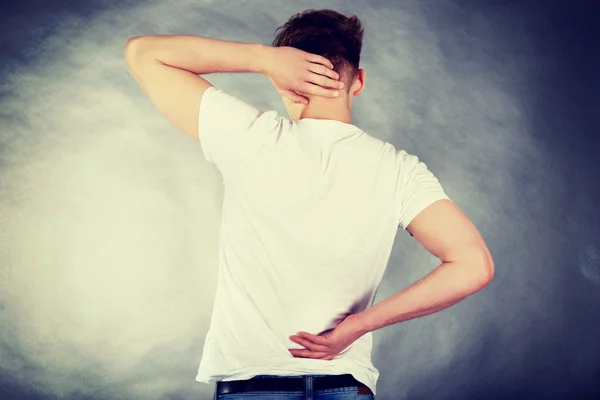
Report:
280,89,308,105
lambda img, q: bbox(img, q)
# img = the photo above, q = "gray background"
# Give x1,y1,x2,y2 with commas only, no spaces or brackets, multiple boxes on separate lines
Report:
0,0,598,399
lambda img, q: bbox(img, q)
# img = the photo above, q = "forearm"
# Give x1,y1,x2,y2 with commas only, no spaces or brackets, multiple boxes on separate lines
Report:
353,258,492,334
125,34,268,75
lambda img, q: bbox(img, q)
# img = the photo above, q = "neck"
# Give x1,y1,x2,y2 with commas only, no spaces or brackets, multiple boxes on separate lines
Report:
299,95,352,125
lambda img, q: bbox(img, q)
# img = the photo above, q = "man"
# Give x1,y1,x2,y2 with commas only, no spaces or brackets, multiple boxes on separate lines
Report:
124,9,494,400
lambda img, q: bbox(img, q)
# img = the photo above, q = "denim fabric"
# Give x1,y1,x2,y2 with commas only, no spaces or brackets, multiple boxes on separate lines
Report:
214,375,374,400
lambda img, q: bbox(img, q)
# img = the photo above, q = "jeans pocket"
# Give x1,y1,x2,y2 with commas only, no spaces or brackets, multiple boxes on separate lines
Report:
316,386,374,399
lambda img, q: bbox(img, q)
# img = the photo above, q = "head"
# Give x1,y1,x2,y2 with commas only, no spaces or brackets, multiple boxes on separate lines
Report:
272,9,366,121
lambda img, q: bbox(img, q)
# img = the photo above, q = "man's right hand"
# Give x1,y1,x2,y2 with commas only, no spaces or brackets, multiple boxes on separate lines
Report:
261,46,344,105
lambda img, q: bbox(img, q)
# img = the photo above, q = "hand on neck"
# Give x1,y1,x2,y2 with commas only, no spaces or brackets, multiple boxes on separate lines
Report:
284,69,365,125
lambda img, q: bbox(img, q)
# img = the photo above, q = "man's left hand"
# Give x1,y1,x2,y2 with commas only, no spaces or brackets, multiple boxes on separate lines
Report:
262,46,344,105
288,314,365,360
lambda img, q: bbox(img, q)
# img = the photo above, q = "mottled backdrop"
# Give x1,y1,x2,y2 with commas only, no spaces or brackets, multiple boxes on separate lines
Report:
0,0,598,399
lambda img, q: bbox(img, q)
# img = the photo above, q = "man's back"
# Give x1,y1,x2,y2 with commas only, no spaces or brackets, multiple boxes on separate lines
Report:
195,88,451,395
125,13,493,399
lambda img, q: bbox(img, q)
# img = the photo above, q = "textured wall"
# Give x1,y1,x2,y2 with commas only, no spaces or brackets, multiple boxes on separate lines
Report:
0,0,598,399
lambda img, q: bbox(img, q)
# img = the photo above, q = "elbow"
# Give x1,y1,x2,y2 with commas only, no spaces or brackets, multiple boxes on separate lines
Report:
124,36,151,66
124,36,142,64
480,259,495,287
464,248,495,292
474,249,495,289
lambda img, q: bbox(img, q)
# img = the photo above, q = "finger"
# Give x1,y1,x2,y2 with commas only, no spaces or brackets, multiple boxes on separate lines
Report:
307,63,340,81
280,89,308,105
289,348,332,359
306,53,334,70
302,82,340,98
289,335,328,352
306,74,344,89
306,72,345,90
297,331,329,346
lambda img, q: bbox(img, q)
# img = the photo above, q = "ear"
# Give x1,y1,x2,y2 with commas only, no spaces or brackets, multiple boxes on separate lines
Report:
352,69,366,96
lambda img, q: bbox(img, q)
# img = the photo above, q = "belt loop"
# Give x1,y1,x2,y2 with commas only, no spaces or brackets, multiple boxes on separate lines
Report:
305,375,313,400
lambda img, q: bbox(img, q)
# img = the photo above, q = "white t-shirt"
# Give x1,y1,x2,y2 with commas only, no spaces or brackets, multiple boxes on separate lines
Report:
195,87,451,396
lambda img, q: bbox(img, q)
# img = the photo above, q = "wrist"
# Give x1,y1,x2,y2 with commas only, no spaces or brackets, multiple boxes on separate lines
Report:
348,312,372,337
255,44,274,76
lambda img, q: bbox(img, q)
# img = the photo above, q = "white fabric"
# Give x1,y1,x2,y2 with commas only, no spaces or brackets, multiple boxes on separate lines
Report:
195,87,452,396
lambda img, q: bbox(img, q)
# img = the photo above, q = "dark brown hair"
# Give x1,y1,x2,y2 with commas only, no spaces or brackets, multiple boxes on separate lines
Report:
272,9,364,89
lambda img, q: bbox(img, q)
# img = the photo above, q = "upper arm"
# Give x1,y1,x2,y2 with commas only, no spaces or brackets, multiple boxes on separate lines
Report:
124,37,213,142
396,150,493,281
407,199,493,272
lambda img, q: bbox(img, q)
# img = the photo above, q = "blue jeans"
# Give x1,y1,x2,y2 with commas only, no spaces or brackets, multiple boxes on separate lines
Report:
214,375,375,400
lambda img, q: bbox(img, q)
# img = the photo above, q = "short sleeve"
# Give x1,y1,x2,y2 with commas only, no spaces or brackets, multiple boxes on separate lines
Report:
396,150,452,230
198,87,265,178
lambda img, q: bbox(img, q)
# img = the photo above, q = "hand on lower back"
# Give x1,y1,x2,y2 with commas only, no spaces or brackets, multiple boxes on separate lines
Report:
288,314,364,360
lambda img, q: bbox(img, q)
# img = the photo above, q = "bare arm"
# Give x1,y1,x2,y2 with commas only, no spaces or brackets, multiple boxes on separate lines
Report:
124,35,343,142
288,199,494,360
124,35,253,141
353,199,494,334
